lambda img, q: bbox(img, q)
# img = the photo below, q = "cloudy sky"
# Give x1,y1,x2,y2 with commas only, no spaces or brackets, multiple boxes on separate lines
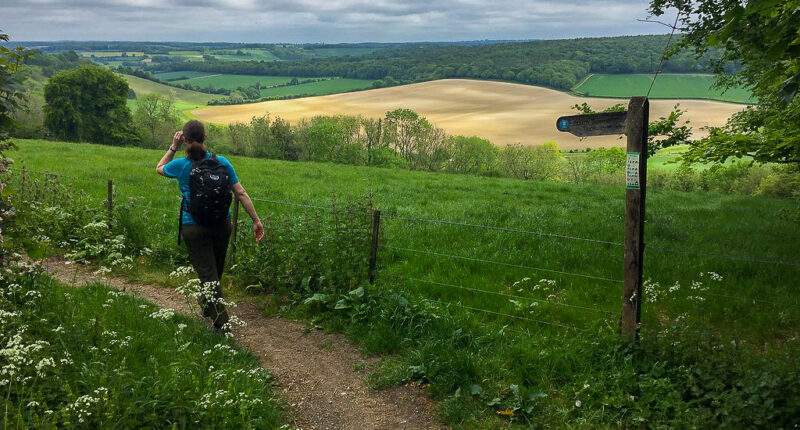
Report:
2,0,673,43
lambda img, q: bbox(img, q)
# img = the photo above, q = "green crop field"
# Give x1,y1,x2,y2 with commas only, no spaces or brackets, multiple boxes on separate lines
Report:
10,139,799,343
258,78,373,97
78,51,145,58
575,73,755,104
208,48,282,62
169,73,296,90
122,74,223,115
152,70,217,81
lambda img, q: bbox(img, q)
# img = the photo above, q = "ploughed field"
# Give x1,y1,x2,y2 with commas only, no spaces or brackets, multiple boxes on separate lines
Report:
192,79,745,150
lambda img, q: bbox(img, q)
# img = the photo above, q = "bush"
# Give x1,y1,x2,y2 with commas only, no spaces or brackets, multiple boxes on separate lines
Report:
232,196,373,299
756,165,800,198
499,142,562,181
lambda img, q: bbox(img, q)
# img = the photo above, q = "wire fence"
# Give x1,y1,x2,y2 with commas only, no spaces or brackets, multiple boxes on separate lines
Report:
6,166,799,336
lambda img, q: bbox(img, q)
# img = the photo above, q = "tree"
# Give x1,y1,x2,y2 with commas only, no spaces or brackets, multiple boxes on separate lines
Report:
0,29,32,194
44,65,137,144
649,0,800,164
500,142,562,181
132,93,178,148
446,135,498,175
384,108,429,165
571,102,692,157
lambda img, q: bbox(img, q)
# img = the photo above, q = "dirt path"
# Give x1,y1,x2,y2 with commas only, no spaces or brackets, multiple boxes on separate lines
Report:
42,258,445,430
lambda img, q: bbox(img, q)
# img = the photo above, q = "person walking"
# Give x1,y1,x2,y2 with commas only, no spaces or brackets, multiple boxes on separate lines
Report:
156,120,264,331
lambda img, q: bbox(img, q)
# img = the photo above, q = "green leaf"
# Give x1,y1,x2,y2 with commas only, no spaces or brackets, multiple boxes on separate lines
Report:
334,299,350,310
303,293,329,305
348,286,364,299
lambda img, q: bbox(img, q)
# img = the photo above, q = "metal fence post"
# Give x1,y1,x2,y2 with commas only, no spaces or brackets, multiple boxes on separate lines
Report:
620,96,649,342
369,210,381,285
107,179,113,232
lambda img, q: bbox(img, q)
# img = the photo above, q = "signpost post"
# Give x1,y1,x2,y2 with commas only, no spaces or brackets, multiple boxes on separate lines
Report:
556,97,649,342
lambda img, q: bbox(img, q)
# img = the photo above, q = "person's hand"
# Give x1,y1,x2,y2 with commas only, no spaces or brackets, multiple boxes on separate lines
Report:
172,131,184,148
253,220,265,243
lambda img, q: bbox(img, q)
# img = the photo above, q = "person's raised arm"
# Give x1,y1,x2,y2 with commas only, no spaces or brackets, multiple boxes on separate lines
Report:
230,182,264,243
156,131,183,176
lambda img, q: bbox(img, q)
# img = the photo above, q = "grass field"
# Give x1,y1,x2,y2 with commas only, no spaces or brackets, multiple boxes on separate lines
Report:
10,139,799,343
8,139,799,428
256,77,373,97
193,79,745,150
153,70,217,81
208,48,282,62
169,73,297,90
575,73,754,104
78,51,145,58
123,74,223,116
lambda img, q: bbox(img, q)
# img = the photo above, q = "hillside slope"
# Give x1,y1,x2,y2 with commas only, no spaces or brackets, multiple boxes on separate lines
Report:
192,79,745,149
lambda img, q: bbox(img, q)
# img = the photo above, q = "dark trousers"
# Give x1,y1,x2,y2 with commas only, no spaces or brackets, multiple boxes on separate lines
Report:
181,219,232,328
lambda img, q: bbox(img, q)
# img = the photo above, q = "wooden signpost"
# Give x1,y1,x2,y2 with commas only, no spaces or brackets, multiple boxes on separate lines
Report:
556,96,649,342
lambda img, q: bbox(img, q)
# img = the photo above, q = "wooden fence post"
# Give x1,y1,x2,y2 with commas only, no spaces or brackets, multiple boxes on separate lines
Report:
107,179,113,232
369,210,381,285
229,197,240,265
620,96,649,341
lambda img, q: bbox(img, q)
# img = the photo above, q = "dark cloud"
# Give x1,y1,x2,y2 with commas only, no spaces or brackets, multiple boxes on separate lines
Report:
1,0,671,42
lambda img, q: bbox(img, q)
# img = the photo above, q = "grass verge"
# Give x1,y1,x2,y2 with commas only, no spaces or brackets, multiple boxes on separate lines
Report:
0,259,284,429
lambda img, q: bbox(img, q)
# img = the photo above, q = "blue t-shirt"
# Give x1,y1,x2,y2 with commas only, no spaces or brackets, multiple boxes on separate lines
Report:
162,153,239,225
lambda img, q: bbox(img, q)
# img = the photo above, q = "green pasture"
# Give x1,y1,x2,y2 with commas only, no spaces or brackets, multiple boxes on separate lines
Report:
78,51,145,58
257,78,373,97
10,139,799,344
169,73,297,90
575,73,754,104
208,48,282,62
123,74,223,116
153,70,216,81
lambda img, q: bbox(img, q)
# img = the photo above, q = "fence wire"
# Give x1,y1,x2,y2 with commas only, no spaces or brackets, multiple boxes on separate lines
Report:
383,213,623,247
422,297,580,330
386,245,624,284
389,274,617,315
6,167,798,316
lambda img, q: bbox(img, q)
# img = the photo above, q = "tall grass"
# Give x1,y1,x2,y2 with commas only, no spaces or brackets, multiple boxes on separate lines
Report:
5,138,800,428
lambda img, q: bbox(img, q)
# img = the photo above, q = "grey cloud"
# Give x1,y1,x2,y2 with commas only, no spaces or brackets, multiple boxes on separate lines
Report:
1,0,669,42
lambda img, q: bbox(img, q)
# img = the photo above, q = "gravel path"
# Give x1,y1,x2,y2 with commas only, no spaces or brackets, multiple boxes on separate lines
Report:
43,257,445,430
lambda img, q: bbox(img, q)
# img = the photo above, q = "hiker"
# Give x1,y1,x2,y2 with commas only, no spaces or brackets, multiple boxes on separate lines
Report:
156,120,264,331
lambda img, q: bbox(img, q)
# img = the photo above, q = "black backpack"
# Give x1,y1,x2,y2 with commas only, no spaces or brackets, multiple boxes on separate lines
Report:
178,154,232,243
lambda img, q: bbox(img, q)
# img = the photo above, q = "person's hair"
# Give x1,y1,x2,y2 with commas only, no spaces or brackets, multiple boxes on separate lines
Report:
183,120,207,161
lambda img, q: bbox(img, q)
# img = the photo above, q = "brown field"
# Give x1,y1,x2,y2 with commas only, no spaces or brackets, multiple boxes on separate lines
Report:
192,79,745,150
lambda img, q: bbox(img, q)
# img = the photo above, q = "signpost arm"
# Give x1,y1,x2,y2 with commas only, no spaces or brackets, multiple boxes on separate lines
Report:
620,96,649,342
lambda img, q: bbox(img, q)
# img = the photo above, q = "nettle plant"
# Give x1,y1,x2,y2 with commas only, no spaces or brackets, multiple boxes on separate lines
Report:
232,195,374,302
